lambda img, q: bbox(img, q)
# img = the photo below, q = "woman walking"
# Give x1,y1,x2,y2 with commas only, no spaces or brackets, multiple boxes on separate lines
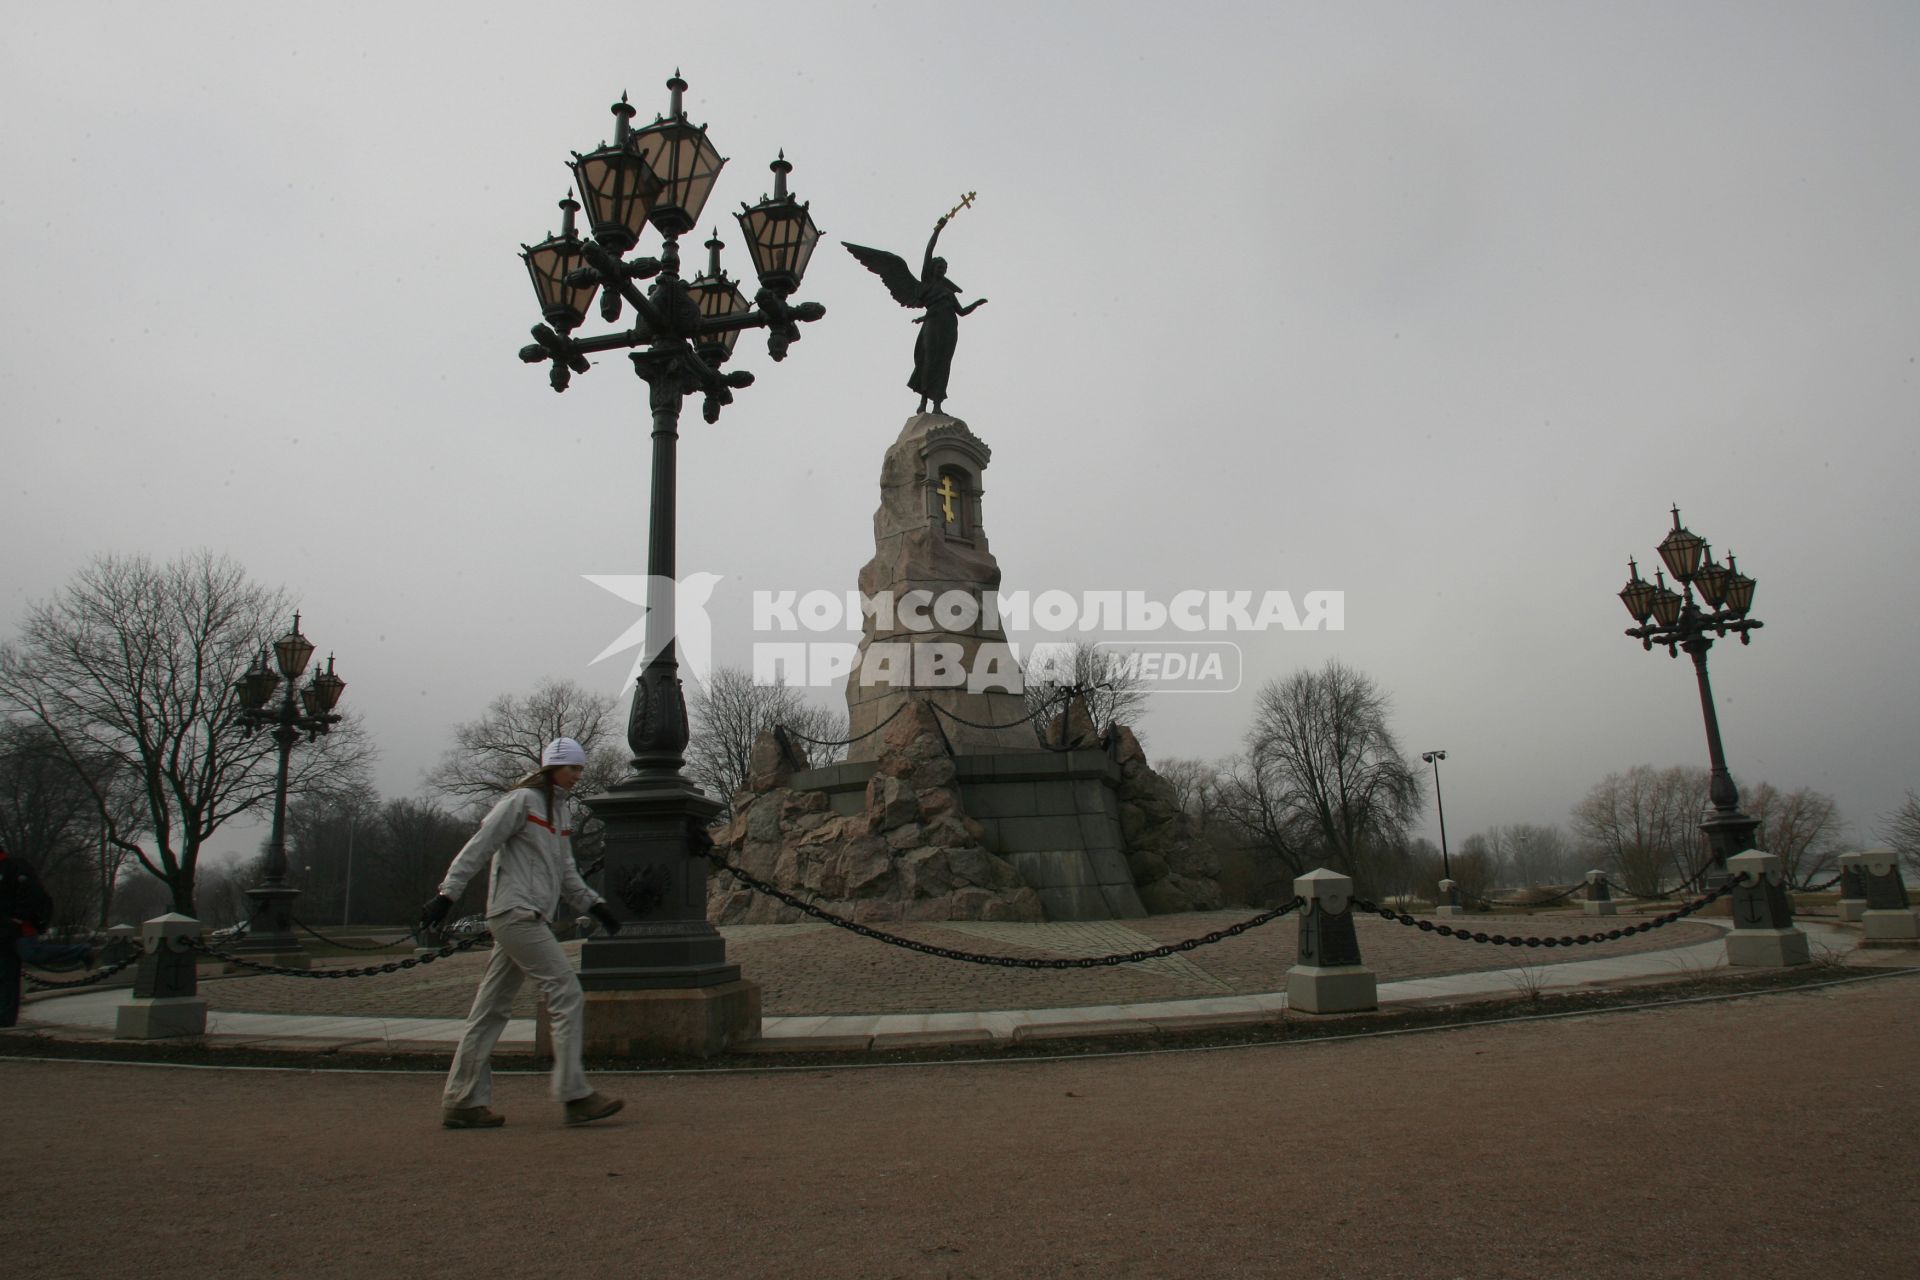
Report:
421,737,624,1128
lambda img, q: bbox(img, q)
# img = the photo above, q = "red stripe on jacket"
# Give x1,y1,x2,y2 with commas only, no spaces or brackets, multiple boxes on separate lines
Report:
525,813,574,837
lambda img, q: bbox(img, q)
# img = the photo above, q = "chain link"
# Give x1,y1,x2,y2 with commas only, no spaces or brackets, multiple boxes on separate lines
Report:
1355,878,1736,949
23,945,147,991
185,931,491,979
705,849,1304,968
1795,874,1842,893
775,701,908,749
292,918,419,951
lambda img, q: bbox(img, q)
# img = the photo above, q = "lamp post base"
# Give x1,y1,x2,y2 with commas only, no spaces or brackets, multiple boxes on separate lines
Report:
581,981,762,1058
578,770,761,1055
230,885,310,968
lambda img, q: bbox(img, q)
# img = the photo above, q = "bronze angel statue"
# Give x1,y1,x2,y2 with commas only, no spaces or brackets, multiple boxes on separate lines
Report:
844,200,988,415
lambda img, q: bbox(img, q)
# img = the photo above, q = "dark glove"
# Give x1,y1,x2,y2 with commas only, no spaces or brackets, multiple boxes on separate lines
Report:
589,902,622,938
419,894,454,930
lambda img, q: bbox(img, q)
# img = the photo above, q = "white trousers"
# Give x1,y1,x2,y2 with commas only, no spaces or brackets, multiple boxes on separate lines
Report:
443,910,590,1106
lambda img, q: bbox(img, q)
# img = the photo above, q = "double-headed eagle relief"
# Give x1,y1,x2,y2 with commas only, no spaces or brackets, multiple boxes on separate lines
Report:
843,194,989,415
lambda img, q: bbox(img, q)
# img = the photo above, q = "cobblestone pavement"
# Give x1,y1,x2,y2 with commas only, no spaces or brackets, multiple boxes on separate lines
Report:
182,908,1718,1019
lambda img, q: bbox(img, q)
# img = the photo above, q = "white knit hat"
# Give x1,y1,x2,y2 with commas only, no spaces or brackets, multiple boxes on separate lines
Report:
541,737,588,768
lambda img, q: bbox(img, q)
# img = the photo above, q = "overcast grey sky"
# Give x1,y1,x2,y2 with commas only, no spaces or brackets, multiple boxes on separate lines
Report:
3,2,1916,865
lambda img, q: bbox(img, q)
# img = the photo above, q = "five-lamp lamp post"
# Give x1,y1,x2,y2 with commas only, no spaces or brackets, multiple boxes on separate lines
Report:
231,614,347,963
514,74,825,1052
1616,506,1763,881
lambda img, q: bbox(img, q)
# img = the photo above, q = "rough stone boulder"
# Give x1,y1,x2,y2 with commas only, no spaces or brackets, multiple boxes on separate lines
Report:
708,702,1044,924
1107,725,1225,914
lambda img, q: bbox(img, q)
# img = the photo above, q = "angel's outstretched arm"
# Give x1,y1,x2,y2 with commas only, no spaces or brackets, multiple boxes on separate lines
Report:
923,216,948,277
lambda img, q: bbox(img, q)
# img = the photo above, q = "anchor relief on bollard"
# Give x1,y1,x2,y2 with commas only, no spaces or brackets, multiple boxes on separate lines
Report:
1723,851,1811,968
1286,868,1378,1014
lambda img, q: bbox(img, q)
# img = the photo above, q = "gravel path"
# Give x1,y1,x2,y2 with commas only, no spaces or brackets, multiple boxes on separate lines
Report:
12,968,1911,1279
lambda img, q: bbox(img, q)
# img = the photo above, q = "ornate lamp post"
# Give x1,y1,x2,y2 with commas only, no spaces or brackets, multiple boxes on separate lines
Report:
1420,750,1451,882
230,614,347,964
515,74,825,1055
1615,506,1764,881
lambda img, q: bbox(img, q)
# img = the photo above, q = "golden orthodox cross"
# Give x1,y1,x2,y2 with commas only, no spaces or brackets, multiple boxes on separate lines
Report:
936,474,960,525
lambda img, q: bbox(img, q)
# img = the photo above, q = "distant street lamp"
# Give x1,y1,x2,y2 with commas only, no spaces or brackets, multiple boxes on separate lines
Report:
230,614,347,963
1616,506,1764,880
1421,750,1452,882
514,74,825,1051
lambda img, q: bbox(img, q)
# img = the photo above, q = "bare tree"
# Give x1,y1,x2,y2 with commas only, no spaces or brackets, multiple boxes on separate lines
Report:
1020,638,1150,739
1213,661,1422,895
1482,823,1577,887
0,552,370,914
1570,765,1710,895
1157,756,1226,834
1744,783,1846,887
426,678,626,807
686,666,846,813
1884,789,1920,877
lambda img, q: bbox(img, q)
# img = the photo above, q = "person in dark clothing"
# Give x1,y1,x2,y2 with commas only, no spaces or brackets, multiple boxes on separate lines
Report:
1,845,92,1027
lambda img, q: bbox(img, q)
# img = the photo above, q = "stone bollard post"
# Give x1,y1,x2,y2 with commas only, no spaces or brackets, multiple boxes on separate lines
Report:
99,923,138,969
115,913,209,1039
1434,878,1463,918
1723,851,1811,967
1583,870,1617,917
1286,868,1378,1014
1847,849,1919,945
1835,856,1867,923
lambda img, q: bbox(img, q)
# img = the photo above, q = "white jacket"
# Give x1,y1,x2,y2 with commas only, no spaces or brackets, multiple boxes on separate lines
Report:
438,786,603,923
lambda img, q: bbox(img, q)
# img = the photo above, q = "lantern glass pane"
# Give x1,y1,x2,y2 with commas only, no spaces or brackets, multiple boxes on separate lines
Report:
738,199,820,291
689,276,748,356
1694,562,1730,609
635,124,726,235
1658,526,1705,582
1725,573,1756,615
571,147,658,252
1650,587,1684,628
524,237,599,331
274,631,315,679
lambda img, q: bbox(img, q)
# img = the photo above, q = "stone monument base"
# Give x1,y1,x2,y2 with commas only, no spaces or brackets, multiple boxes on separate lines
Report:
1582,900,1618,916
1725,928,1811,968
582,980,761,1059
1861,909,1920,943
1837,899,1866,922
1286,964,1378,1014
115,996,208,1040
1433,905,1464,918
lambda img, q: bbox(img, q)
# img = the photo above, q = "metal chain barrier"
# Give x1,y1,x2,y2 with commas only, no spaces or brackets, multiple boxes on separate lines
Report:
775,701,908,750
293,919,419,951
1456,882,1587,911
23,945,147,991
1354,878,1736,950
1795,874,1842,893
185,931,491,979
703,848,1305,968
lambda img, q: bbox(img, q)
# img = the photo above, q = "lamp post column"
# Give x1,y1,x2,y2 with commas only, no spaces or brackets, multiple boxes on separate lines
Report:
1685,634,1756,877
236,706,307,965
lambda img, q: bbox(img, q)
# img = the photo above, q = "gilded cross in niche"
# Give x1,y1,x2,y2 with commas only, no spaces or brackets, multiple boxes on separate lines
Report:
936,474,960,527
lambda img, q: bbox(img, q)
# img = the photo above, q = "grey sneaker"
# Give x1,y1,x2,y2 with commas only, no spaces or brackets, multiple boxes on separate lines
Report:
442,1105,506,1129
563,1091,625,1125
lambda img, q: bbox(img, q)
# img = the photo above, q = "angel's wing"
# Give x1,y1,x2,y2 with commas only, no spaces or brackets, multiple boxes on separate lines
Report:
841,242,922,308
